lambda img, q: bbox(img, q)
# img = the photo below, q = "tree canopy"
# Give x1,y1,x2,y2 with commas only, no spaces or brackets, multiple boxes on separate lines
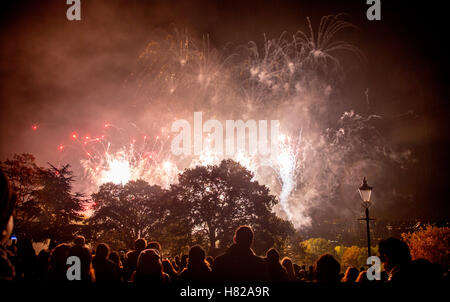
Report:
3,155,295,256
402,225,450,267
1,154,86,248
88,180,168,249
168,159,294,255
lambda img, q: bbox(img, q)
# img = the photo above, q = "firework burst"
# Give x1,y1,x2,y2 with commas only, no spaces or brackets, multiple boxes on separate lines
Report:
31,15,412,228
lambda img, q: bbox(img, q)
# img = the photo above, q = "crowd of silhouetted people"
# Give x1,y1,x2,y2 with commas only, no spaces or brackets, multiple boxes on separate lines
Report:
1,170,448,283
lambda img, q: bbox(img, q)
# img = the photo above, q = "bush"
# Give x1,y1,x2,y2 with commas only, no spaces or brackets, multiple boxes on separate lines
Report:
402,225,450,267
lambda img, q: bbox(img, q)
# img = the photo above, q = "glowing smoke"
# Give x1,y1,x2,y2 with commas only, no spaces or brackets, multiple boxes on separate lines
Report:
42,15,413,228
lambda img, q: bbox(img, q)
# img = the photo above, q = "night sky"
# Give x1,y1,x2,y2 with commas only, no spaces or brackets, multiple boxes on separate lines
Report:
0,0,448,222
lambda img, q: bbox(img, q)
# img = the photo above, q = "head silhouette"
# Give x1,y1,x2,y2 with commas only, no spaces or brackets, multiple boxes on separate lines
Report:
134,238,147,252
266,248,280,263
95,243,109,260
180,254,188,269
109,251,121,266
49,243,71,280
188,245,206,265
233,225,254,248
356,270,369,282
282,257,296,279
378,237,411,272
411,258,440,281
136,249,162,275
314,254,341,282
73,236,86,246
147,241,161,253
343,267,359,282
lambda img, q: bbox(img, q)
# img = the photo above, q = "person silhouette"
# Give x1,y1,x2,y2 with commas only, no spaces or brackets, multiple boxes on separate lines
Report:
178,245,212,282
133,249,170,283
0,169,16,280
342,267,359,282
281,257,297,281
378,237,413,282
68,236,93,282
212,225,268,281
92,243,119,282
124,238,147,281
162,259,178,282
146,241,161,254
313,254,341,283
48,243,71,282
265,248,288,282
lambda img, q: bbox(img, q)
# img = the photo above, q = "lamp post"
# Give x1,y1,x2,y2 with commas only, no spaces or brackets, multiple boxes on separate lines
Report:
358,177,375,258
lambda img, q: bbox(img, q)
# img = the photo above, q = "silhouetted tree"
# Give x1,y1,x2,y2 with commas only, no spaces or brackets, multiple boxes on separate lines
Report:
168,159,294,255
251,213,295,255
340,246,363,269
88,180,168,249
1,154,43,239
402,225,450,267
301,237,335,265
2,154,86,247
38,164,86,248
274,230,306,263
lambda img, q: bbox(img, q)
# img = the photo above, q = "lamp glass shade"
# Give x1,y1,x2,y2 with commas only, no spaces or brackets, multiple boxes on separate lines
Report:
358,177,373,202
358,189,372,202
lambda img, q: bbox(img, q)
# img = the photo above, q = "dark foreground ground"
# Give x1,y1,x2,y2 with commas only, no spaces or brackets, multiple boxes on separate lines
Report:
3,281,448,301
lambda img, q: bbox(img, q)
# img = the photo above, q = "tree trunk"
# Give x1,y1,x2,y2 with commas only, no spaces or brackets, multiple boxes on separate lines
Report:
207,223,217,256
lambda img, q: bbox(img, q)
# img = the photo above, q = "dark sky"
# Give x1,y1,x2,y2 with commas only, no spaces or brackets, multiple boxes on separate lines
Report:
0,0,449,221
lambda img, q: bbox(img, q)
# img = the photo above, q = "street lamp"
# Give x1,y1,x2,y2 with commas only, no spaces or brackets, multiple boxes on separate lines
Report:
358,177,375,258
